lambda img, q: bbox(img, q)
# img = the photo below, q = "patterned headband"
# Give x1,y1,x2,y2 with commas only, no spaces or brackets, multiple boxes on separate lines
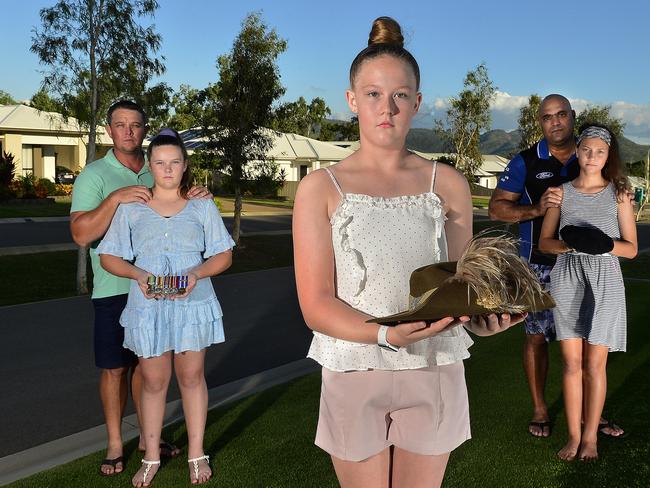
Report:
577,126,611,146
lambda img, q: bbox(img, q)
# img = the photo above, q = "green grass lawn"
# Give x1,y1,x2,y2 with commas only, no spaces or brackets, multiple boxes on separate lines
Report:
242,197,294,208
472,195,490,208
619,251,650,279
0,235,294,306
0,220,512,307
7,280,649,487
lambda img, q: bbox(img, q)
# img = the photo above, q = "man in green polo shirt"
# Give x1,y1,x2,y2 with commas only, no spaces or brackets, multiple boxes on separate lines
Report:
71,100,208,476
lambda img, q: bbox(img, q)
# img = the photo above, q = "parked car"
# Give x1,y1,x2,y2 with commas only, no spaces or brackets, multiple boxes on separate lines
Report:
55,165,76,184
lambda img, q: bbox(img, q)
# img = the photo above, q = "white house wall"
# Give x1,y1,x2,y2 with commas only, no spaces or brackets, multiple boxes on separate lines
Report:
243,159,338,182
478,176,498,189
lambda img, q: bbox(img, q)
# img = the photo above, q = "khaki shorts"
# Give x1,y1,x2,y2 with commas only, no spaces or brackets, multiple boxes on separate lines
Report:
315,362,471,462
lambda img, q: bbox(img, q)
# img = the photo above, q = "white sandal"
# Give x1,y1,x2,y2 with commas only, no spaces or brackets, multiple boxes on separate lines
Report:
134,459,160,487
188,454,211,484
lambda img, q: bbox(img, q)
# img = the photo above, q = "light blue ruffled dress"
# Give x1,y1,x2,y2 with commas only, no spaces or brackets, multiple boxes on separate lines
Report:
96,199,235,358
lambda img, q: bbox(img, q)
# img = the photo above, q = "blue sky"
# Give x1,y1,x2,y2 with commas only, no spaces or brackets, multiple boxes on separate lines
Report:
4,0,650,142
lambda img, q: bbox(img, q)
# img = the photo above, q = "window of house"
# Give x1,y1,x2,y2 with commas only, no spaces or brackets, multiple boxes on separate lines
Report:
22,145,34,176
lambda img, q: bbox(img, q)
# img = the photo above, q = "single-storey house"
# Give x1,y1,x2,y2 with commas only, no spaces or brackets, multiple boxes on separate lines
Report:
175,128,354,199
343,141,509,190
0,104,113,181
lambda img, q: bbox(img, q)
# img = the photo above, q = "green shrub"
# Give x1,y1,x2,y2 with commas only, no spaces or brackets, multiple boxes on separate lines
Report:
17,174,37,199
36,178,57,197
0,151,17,200
218,160,286,197
247,160,286,197
213,197,223,212
54,183,74,196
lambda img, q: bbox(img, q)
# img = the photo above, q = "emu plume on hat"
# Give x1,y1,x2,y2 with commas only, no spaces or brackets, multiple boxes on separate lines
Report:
367,234,555,325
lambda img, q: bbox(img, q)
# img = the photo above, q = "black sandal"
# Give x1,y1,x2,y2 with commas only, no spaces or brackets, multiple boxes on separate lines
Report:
159,441,181,458
139,441,181,458
99,456,124,476
528,420,552,437
598,420,628,438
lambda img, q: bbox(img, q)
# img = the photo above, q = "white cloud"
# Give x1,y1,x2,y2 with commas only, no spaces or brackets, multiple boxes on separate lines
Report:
610,101,650,126
487,93,650,144
489,91,530,113
569,98,650,144
434,98,447,110
332,92,650,144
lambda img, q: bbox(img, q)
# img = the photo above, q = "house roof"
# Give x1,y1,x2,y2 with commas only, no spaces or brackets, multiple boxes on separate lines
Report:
0,104,113,144
480,154,509,173
174,128,354,162
271,133,353,160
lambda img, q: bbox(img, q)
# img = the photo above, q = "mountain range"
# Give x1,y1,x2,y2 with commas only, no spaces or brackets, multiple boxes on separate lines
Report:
406,128,650,163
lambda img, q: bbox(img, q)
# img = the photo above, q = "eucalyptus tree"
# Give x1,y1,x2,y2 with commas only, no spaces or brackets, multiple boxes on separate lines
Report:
517,94,542,152
31,0,167,294
198,12,287,243
436,63,496,182
575,104,625,137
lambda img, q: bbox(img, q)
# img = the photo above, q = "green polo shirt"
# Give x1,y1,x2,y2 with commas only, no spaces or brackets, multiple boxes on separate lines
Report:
71,149,153,299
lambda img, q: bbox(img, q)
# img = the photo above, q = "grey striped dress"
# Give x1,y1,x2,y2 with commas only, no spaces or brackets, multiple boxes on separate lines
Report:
550,182,626,352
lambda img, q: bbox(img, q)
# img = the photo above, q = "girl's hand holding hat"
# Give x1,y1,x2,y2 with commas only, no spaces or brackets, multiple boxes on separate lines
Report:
464,312,528,337
387,315,470,347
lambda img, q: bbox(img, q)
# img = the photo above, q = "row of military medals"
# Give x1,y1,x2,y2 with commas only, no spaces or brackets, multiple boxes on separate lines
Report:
147,274,188,296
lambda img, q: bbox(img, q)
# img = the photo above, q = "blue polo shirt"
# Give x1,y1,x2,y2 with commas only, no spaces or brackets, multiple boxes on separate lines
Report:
496,139,579,265
71,149,153,299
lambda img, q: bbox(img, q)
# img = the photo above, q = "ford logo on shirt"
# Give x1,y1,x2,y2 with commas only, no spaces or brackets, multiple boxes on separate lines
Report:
536,172,554,179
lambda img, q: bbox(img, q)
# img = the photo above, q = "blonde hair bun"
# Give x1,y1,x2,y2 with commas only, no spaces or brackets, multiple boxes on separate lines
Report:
368,17,404,47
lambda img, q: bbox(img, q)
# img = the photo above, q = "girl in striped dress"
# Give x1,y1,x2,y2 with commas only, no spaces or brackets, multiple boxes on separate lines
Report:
539,124,637,462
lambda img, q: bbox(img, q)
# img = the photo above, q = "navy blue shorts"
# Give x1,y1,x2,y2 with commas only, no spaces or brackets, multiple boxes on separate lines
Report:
92,294,138,369
524,263,556,342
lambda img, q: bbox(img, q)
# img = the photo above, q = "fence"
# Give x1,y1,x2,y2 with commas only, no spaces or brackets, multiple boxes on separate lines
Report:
279,181,300,200
471,185,494,197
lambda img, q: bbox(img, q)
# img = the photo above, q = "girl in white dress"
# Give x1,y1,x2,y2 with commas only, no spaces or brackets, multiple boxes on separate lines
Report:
293,16,526,488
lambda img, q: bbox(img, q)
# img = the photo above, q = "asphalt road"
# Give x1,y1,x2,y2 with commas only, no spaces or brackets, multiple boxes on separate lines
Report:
0,267,312,458
3,214,650,252
0,215,294,248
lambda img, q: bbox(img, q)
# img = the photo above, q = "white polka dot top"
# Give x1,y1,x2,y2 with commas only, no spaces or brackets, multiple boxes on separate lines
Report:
307,163,474,372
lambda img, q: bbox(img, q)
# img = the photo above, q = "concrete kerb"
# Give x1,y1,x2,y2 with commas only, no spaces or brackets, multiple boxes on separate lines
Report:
0,243,78,255
0,230,293,256
0,210,293,225
0,358,319,486
0,217,72,224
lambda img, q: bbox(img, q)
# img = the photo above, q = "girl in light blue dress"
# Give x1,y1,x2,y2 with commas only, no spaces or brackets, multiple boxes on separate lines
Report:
98,129,234,486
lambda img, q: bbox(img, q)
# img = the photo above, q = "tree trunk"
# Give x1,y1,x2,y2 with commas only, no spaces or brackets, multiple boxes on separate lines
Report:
636,150,650,222
232,184,243,245
76,1,98,294
76,246,89,295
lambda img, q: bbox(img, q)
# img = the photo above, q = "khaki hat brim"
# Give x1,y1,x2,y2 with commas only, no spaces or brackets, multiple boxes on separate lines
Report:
367,261,556,325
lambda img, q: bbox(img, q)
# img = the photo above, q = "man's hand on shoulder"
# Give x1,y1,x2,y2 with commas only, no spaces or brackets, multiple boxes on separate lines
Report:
187,186,213,200
535,186,563,215
109,185,152,205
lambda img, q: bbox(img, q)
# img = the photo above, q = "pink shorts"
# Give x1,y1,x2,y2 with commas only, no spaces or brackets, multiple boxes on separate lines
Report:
315,362,471,462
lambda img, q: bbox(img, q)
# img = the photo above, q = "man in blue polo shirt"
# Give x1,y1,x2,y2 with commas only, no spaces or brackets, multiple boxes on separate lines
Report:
489,94,625,439
490,94,576,438
71,100,208,475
